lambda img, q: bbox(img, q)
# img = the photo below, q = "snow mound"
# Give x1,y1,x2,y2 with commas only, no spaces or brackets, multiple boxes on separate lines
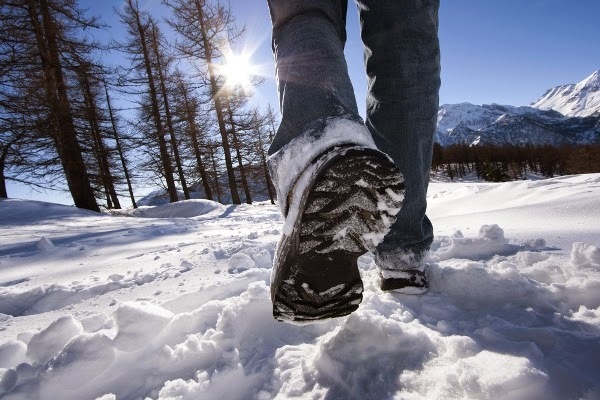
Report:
436,224,510,260
44,333,116,390
251,249,273,269
0,199,100,226
0,368,18,394
0,341,26,368
26,316,83,364
113,302,174,352
402,350,549,399
128,199,226,219
227,253,255,273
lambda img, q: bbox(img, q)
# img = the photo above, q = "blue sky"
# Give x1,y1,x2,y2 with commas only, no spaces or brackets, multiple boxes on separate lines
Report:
7,0,600,204
86,0,600,111
231,0,600,111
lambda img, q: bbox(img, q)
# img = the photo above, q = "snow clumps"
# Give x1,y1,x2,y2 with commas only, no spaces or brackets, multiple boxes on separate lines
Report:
36,237,55,250
571,242,600,269
26,316,83,364
437,224,510,260
113,301,174,352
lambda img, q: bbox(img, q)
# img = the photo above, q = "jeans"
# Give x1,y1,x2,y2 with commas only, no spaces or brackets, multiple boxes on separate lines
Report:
267,0,441,270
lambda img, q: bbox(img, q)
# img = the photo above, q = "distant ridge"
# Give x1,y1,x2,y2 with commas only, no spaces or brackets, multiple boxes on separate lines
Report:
436,70,600,147
531,69,600,117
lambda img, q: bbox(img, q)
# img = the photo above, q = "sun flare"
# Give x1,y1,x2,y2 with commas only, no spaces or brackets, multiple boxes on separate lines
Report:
218,53,256,89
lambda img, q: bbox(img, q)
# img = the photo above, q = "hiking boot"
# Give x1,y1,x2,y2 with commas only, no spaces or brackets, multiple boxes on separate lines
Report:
271,145,405,323
380,268,429,294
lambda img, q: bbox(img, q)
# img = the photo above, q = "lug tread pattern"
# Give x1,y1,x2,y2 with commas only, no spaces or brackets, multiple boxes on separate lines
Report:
273,152,405,323
300,155,403,254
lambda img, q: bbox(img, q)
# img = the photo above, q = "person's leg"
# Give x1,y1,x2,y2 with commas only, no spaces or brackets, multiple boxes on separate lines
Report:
267,0,356,153
266,0,379,210
267,0,406,322
356,0,441,286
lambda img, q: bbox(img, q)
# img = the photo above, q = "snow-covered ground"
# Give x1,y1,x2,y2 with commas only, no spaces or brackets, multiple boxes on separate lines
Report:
1,174,600,400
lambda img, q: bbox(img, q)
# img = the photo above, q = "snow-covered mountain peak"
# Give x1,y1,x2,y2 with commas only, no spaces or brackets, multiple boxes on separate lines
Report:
575,69,600,92
531,69,600,117
436,101,599,147
435,71,600,147
436,103,513,145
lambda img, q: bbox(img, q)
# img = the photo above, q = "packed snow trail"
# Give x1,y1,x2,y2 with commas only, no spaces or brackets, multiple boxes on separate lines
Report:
1,174,600,400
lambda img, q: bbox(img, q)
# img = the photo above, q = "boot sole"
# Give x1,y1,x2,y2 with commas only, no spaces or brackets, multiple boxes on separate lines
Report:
272,147,404,323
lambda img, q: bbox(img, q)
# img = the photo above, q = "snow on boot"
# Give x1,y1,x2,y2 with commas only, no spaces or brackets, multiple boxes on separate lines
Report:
380,268,429,294
271,146,405,323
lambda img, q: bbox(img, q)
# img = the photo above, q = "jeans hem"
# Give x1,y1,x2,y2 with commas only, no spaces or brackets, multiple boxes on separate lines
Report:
374,248,430,272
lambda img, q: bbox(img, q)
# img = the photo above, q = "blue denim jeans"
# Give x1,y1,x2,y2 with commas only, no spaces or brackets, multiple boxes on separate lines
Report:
267,0,441,271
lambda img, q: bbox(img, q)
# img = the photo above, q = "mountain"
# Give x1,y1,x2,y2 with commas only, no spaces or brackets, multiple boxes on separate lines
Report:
436,103,600,147
436,69,600,147
531,69,600,117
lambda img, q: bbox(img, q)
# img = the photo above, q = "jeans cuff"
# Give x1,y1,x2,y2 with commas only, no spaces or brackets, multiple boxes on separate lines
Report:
375,250,428,272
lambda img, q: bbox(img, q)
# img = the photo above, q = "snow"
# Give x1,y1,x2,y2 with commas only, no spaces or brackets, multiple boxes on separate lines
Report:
35,237,54,251
25,315,83,364
117,199,226,219
436,102,507,143
436,102,598,147
1,174,600,399
531,69,600,117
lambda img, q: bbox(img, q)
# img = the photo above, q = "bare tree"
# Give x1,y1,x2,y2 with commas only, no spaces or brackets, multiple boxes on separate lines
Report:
164,0,242,204
74,61,121,208
116,0,178,203
102,78,138,208
254,108,276,204
0,0,103,210
171,70,214,200
149,19,190,200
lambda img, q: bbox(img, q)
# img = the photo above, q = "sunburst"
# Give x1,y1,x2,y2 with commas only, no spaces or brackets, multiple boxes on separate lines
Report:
217,51,258,89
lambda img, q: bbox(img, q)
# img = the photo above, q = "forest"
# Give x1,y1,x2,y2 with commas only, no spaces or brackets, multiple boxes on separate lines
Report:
0,0,277,210
1,0,598,211
433,143,600,182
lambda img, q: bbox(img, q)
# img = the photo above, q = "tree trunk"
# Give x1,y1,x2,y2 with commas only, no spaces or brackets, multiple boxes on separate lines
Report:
29,0,99,211
104,80,137,208
179,79,213,200
227,106,251,204
0,151,7,198
208,144,222,203
150,22,190,200
131,0,178,203
232,131,251,204
80,70,121,209
257,134,275,205
194,0,240,204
